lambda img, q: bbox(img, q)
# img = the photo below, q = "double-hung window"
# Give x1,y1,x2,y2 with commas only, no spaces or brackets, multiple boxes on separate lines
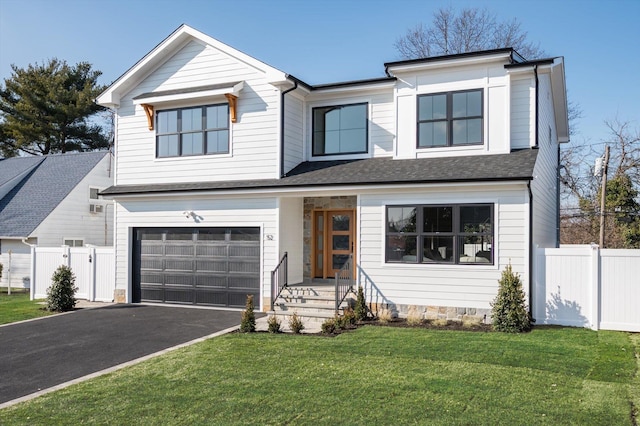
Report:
156,104,229,158
312,103,368,156
386,204,493,264
418,89,483,148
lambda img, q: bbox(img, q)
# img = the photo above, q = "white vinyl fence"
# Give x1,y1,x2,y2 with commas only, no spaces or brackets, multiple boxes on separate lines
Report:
30,246,115,302
534,245,640,332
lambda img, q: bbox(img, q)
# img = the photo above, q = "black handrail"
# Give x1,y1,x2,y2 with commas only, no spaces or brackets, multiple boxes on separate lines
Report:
271,252,288,310
335,254,354,312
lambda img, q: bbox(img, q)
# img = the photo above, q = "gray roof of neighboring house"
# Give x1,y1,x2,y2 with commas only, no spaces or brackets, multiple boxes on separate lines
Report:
0,152,109,238
101,148,538,196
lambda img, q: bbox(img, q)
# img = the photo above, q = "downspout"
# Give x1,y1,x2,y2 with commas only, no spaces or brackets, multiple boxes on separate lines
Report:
533,65,539,148
527,181,534,319
280,79,298,178
556,144,561,246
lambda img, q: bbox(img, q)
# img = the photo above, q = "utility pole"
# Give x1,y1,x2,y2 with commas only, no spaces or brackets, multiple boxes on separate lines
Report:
599,145,610,247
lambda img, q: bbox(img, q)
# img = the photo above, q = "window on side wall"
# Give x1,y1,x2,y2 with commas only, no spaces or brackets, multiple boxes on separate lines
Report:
385,204,493,265
63,239,84,247
417,89,483,148
312,103,368,156
156,103,229,158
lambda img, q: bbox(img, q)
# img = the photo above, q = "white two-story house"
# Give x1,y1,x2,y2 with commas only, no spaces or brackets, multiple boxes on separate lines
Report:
97,25,568,322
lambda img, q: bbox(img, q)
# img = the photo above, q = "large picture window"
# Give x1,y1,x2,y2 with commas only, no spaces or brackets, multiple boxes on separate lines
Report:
418,89,483,148
386,204,493,264
312,103,368,156
156,104,229,158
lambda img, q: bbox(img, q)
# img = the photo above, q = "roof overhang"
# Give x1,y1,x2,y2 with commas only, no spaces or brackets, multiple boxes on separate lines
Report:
132,81,244,106
385,49,515,75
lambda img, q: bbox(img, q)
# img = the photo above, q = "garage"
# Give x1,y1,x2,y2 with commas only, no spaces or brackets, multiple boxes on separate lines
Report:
132,227,260,308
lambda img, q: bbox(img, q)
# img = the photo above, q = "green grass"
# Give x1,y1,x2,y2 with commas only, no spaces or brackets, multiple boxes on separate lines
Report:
0,326,637,425
0,290,52,325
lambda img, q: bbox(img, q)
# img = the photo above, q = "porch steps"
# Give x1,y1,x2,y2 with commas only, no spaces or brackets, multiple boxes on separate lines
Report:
270,283,354,329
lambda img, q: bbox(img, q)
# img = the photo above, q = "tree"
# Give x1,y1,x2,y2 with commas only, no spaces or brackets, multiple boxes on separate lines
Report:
395,6,544,60
560,119,640,248
0,58,109,157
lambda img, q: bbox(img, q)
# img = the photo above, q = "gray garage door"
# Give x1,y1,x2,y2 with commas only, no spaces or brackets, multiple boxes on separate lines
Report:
133,227,260,308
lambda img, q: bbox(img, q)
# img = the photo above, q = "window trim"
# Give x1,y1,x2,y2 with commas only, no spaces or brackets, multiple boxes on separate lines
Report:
155,103,230,158
385,203,494,265
312,102,369,157
417,89,484,148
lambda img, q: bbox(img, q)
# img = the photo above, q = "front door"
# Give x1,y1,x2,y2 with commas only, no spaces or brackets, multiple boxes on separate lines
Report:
313,210,355,279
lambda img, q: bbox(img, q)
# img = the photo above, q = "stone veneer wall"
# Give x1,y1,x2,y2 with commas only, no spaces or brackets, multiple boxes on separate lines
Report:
303,196,357,280
368,302,492,324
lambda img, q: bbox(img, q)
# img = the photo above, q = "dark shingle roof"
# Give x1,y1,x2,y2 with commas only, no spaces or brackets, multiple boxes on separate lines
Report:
0,152,108,238
101,149,538,196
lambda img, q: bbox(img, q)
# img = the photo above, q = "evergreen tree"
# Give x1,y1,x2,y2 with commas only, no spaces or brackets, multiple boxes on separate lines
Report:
491,264,532,333
0,58,109,157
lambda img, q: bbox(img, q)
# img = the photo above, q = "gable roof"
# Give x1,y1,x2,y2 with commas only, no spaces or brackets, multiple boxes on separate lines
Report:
100,149,537,196
0,152,109,238
96,25,288,107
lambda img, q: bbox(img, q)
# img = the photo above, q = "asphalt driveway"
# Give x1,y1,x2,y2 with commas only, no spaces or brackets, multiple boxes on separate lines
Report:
0,304,257,405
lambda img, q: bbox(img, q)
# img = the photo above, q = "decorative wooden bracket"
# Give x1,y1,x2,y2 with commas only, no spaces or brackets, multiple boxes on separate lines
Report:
225,94,238,123
141,104,154,130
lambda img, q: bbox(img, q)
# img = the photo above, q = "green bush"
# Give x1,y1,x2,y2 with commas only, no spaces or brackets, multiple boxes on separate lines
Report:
321,318,336,335
46,265,78,312
240,295,256,332
267,315,281,333
288,312,305,334
0,262,3,281
491,264,533,333
354,285,368,321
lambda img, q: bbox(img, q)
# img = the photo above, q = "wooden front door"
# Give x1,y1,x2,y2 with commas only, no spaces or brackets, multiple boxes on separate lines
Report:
313,210,355,279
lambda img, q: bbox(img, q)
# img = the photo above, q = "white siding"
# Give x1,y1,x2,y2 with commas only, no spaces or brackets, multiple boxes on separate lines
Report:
531,74,559,248
115,40,280,186
283,93,304,173
31,154,114,246
358,185,528,310
0,239,32,288
113,195,278,310
510,75,534,149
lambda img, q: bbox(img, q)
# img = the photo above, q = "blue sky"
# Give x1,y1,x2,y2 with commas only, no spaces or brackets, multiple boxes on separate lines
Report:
1,0,638,150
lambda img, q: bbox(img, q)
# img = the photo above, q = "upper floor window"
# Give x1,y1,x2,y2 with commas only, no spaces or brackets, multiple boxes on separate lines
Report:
386,203,493,265
156,104,229,158
312,103,368,156
417,89,483,148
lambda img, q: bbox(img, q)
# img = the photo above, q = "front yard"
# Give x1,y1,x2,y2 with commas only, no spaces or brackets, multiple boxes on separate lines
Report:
0,290,51,325
0,325,638,425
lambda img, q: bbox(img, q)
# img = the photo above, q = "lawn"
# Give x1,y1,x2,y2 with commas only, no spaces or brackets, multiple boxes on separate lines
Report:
0,290,52,325
0,326,638,425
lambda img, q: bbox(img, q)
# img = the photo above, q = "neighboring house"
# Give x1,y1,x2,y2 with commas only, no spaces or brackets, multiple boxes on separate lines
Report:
97,25,568,322
0,152,114,288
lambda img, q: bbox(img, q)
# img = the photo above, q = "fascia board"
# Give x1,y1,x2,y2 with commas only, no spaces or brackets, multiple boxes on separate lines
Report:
387,52,512,75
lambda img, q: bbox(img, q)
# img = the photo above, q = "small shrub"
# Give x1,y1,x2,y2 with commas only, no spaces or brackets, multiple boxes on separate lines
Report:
267,315,281,333
491,263,533,333
354,285,368,321
0,262,3,280
433,318,449,327
288,312,305,334
240,294,256,332
321,318,337,335
406,306,423,326
46,265,78,312
378,307,392,324
342,307,356,327
462,317,482,328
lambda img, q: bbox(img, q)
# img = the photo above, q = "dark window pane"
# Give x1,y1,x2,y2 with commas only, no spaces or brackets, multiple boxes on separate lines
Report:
423,206,452,232
341,104,366,129
333,235,350,250
158,135,179,157
460,205,492,233
166,231,194,241
418,122,447,148
181,132,203,156
341,128,367,153
332,254,350,269
452,119,482,145
423,236,454,262
387,207,416,232
312,104,367,155
207,130,228,154
467,90,482,116
458,235,493,263
206,105,228,129
332,215,350,231
419,94,446,120
197,229,226,241
181,107,202,132
157,110,178,134
386,235,417,262
230,228,260,241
